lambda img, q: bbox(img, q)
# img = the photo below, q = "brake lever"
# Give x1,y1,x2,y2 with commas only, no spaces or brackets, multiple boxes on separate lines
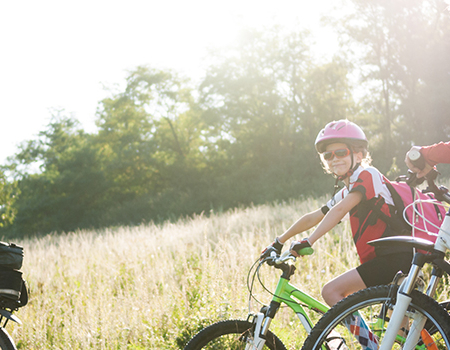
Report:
424,168,439,182
265,251,296,266
405,170,425,187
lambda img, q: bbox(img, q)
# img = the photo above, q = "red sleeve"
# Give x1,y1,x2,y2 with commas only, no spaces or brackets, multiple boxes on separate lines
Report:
349,170,375,201
420,141,450,166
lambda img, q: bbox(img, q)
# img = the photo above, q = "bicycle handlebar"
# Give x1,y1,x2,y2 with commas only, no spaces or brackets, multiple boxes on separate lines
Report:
414,169,450,204
405,150,449,202
265,247,314,265
396,168,450,204
271,250,296,265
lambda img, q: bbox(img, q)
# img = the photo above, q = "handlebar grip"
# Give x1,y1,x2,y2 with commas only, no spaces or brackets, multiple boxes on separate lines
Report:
408,146,426,170
298,247,314,256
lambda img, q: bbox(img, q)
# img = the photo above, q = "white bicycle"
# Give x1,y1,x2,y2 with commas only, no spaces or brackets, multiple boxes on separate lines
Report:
302,170,450,350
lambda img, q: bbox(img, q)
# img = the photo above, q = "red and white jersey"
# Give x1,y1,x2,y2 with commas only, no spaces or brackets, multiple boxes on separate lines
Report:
325,166,394,208
324,166,406,264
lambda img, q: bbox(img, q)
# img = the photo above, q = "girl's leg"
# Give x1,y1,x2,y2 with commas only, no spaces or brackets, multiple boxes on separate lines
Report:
322,269,379,350
322,268,366,307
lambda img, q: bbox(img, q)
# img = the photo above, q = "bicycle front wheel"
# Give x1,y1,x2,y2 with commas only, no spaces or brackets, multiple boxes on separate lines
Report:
183,319,287,350
302,285,450,350
0,327,16,350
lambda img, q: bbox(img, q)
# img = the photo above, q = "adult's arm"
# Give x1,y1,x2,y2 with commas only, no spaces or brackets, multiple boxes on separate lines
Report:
405,141,450,177
420,141,450,165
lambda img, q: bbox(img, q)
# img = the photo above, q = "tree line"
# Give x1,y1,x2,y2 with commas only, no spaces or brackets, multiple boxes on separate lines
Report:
1,0,449,237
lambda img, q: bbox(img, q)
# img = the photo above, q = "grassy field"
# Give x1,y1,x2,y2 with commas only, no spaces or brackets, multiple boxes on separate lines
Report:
6,196,450,349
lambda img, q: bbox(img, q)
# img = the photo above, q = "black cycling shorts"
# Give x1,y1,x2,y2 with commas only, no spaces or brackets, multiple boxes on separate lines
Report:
356,252,413,288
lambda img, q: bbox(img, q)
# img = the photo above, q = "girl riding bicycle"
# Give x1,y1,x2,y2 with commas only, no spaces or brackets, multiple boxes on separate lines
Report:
296,140,450,350
261,119,414,308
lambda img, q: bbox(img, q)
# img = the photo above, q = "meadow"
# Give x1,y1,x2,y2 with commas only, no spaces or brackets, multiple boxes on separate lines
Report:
7,196,450,349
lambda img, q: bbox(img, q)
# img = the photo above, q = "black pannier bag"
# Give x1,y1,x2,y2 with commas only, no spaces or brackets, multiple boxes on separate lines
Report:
0,242,27,308
0,242,23,270
0,270,23,299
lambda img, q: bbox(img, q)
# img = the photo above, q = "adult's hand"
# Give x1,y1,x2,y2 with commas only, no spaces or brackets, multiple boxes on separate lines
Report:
405,147,433,178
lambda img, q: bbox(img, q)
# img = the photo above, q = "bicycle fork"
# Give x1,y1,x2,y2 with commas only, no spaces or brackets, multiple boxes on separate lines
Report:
245,311,266,350
400,265,443,350
246,301,281,350
380,263,422,350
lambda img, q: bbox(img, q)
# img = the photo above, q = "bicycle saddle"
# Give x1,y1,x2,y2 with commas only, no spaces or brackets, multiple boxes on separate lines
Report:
367,236,435,252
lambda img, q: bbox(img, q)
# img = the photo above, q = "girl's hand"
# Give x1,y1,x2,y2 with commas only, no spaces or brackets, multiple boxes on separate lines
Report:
290,238,312,257
260,238,283,260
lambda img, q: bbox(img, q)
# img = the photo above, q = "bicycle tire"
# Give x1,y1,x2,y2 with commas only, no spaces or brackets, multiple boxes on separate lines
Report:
0,328,16,350
183,319,287,350
302,285,450,350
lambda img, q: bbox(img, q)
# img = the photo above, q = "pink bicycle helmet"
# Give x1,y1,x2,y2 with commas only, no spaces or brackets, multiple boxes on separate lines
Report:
315,119,368,153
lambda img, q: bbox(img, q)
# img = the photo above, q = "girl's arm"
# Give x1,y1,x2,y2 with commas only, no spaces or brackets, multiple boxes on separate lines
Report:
277,208,325,244
308,191,363,245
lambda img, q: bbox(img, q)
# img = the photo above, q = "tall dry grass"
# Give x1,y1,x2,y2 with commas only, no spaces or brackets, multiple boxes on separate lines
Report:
6,196,448,349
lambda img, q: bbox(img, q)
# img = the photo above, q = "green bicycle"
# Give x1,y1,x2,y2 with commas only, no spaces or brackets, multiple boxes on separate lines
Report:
184,244,450,350
183,246,327,350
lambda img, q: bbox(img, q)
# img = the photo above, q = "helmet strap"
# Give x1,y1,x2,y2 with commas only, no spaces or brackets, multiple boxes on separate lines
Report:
332,146,358,181
331,177,341,205
337,162,360,181
330,161,361,204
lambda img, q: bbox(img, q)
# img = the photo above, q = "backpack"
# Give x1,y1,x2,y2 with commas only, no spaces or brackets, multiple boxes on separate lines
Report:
381,177,447,244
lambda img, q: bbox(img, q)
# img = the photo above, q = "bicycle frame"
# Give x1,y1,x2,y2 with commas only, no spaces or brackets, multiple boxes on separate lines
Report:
0,309,21,327
272,276,329,332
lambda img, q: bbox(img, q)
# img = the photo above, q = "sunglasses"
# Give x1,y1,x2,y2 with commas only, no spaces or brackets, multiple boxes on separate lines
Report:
323,148,350,161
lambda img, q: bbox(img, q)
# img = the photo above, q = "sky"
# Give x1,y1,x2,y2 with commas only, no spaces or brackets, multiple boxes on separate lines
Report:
0,0,339,164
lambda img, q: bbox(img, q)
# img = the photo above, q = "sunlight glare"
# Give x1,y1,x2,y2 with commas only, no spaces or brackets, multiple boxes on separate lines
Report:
0,0,339,163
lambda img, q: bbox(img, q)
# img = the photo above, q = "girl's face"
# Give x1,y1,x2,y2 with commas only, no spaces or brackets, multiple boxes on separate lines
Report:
324,143,363,176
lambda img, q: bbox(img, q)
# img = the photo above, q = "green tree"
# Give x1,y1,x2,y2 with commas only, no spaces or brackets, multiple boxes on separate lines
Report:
0,169,17,228
328,0,450,171
199,27,355,204
95,66,211,223
418,2,450,143
4,115,107,235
